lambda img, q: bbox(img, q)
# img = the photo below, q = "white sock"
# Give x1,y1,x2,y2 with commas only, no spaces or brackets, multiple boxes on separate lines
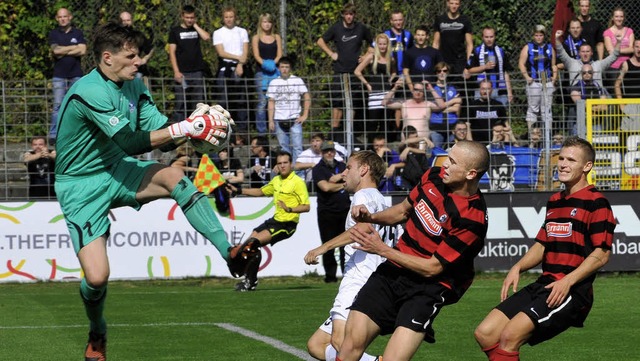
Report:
325,344,337,361
359,353,378,361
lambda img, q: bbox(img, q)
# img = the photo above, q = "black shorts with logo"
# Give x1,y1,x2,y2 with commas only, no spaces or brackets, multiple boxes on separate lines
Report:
496,281,592,345
253,217,297,245
349,262,456,343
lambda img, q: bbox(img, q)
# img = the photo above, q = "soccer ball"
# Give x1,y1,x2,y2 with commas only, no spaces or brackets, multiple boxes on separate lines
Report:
188,120,232,154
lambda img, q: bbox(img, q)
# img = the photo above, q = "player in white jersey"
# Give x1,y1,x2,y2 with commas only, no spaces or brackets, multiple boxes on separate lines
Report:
304,150,402,361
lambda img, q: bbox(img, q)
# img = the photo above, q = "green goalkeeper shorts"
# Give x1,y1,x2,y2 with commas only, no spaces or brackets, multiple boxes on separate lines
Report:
55,156,156,253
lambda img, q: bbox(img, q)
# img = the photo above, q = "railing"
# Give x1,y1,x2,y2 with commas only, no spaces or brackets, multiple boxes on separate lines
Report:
2,71,640,200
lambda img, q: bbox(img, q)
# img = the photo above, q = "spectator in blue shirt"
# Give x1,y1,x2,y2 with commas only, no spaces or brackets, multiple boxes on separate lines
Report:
48,8,86,143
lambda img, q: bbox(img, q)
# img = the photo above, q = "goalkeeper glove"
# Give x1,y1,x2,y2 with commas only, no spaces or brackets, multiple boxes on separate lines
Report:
168,114,229,144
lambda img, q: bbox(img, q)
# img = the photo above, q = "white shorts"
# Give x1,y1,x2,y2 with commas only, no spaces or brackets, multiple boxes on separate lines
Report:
317,262,371,332
319,316,333,335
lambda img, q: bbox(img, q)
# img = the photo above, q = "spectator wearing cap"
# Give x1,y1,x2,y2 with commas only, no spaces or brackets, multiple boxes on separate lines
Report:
295,133,348,190
312,140,351,282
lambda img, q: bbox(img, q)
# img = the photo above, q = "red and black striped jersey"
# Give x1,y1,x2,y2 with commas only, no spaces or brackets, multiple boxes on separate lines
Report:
396,167,488,301
536,185,615,286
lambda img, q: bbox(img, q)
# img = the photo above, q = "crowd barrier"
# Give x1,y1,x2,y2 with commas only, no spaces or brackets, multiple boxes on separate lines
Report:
1,193,638,283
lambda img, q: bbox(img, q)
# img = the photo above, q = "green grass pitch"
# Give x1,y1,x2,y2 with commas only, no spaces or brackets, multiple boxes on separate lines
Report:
0,273,637,360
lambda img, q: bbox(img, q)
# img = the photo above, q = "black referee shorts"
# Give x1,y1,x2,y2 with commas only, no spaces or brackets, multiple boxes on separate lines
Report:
253,217,298,245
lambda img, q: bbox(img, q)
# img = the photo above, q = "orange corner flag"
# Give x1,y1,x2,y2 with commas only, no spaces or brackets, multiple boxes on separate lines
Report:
193,154,225,195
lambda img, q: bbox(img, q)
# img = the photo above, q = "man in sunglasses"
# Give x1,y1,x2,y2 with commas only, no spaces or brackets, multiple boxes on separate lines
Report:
570,65,608,105
556,29,620,135
567,64,609,134
555,29,620,87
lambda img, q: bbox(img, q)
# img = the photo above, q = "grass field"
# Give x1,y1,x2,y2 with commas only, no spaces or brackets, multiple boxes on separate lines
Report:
0,273,638,360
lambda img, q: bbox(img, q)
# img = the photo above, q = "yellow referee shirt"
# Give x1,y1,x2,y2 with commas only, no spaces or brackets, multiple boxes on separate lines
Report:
261,171,310,223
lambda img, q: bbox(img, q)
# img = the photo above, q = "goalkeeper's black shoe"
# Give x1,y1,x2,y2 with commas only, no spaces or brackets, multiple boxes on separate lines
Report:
227,238,261,278
234,278,258,292
84,331,106,361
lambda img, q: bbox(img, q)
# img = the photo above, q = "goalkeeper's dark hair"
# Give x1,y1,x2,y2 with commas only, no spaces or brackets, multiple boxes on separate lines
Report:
349,150,387,186
92,22,145,63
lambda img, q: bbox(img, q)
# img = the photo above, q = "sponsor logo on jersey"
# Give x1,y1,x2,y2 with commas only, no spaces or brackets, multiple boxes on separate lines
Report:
108,116,120,126
546,222,572,237
415,199,442,235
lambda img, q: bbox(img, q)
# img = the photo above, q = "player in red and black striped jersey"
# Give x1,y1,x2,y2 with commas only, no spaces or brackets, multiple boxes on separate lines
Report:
336,140,490,361
475,136,615,361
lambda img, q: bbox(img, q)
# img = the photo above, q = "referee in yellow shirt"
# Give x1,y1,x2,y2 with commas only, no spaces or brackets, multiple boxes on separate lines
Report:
226,150,310,291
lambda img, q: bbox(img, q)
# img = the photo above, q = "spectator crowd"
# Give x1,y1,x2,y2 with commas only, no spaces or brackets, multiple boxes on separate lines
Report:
24,1,640,199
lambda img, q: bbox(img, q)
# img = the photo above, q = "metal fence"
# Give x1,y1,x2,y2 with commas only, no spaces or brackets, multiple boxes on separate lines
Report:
5,71,640,200
3,0,640,200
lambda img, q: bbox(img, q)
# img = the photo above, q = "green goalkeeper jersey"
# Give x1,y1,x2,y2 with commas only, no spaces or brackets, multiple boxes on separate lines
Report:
55,68,168,177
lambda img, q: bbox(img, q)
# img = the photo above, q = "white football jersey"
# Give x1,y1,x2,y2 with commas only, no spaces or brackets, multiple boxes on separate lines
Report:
344,188,402,277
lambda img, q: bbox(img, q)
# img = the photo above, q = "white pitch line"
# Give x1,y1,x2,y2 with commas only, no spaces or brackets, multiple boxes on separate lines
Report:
0,322,315,360
215,323,316,361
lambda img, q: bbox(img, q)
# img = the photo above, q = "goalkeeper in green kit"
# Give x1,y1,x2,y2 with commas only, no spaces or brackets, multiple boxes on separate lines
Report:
54,23,258,361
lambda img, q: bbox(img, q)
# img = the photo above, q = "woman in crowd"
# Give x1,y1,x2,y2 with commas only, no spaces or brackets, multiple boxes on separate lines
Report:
603,7,634,90
252,13,282,135
354,33,396,145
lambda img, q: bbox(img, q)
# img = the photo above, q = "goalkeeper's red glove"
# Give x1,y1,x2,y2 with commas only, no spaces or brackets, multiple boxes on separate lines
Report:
168,114,229,145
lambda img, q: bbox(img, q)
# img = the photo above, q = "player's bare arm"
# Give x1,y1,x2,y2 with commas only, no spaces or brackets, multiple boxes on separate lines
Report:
304,231,351,265
501,242,545,301
368,198,412,225
350,223,444,278
544,247,611,308
304,223,370,265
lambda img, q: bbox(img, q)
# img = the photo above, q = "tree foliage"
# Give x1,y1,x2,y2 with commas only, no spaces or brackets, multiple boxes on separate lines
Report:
2,0,631,80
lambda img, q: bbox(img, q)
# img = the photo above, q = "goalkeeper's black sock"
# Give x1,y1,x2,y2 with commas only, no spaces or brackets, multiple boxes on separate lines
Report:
80,278,107,335
171,177,230,260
